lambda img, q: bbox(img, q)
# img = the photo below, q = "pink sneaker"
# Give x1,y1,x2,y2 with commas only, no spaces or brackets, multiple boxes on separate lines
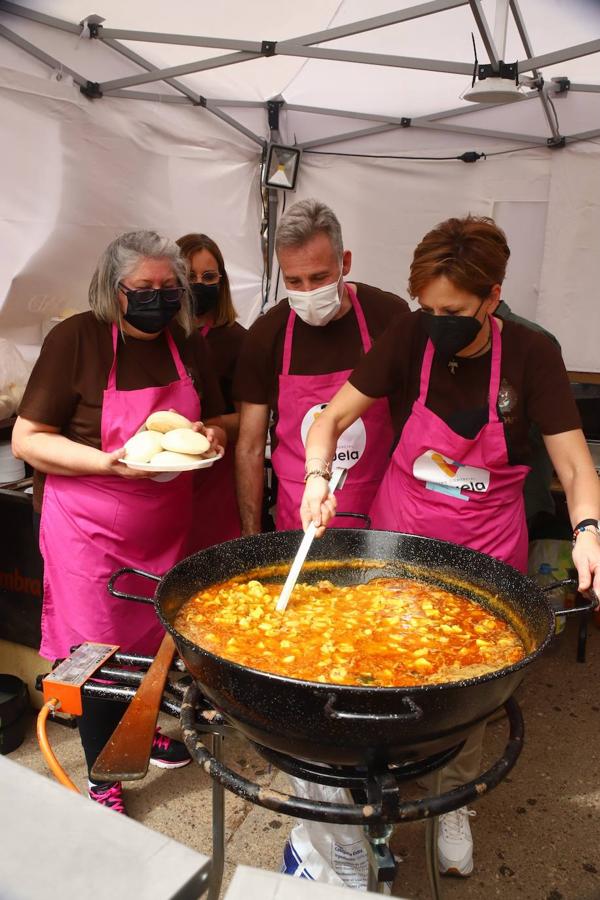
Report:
150,727,192,769
88,781,126,814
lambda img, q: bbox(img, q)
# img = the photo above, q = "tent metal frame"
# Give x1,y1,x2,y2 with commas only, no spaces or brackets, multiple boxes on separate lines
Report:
2,0,600,152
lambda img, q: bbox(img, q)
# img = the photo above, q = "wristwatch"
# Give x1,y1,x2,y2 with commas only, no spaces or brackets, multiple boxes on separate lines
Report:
572,519,600,544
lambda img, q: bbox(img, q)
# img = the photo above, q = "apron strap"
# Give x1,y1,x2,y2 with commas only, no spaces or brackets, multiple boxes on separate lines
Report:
281,307,296,377
487,315,502,423
107,323,120,391
108,323,189,388
200,324,211,338
418,338,436,403
345,284,372,353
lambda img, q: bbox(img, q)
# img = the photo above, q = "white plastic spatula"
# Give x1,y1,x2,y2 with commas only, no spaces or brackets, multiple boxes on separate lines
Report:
275,467,347,613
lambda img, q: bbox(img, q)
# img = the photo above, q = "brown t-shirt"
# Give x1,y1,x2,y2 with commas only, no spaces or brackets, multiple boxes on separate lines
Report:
349,311,581,465
19,311,225,511
202,321,246,413
233,283,408,441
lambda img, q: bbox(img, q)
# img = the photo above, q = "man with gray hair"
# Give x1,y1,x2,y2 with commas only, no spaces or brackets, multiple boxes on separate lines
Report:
234,198,408,534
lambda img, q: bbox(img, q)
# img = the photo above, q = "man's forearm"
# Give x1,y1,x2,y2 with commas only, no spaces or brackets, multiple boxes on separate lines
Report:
235,445,266,535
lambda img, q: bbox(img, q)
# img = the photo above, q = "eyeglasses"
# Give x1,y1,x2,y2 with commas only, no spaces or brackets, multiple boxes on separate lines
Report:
119,283,185,305
191,270,221,287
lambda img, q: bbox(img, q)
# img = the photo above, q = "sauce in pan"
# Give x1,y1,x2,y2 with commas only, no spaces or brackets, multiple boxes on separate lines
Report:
174,571,526,687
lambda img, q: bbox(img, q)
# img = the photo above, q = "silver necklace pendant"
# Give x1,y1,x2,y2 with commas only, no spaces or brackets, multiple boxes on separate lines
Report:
448,359,458,375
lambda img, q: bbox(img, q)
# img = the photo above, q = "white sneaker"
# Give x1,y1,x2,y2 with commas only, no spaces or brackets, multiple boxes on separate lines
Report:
437,806,476,876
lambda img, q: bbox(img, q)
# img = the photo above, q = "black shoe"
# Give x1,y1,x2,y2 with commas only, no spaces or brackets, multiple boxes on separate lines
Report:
149,727,192,769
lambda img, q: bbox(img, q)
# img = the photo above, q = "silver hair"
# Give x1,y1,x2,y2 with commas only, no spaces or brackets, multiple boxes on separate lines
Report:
275,198,343,258
88,230,193,335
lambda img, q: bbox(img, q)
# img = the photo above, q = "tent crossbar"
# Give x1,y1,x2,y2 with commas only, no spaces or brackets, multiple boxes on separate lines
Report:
298,122,404,150
0,23,87,86
102,89,191,103
565,128,600,143
203,100,266,146
507,0,561,144
277,0,469,48
285,103,408,125
415,120,547,143
98,51,260,92
99,36,265,145
519,39,600,74
567,83,600,93
414,90,538,123
98,28,262,54
205,99,267,108
0,0,79,35
468,0,500,69
100,37,201,103
278,44,473,75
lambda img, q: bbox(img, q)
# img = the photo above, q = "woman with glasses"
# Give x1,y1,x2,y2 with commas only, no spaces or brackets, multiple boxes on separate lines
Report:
176,233,246,549
12,230,226,814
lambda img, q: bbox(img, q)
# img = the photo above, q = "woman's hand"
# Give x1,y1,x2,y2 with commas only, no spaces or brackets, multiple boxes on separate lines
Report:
192,421,226,457
300,475,337,537
571,530,600,606
103,449,156,479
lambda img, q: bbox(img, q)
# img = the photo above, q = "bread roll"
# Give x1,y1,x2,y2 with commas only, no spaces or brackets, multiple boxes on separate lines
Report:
161,428,210,456
124,430,164,463
145,410,193,433
151,450,200,468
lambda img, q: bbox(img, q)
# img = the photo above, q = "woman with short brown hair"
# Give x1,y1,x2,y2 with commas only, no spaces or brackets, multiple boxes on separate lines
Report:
300,214,600,877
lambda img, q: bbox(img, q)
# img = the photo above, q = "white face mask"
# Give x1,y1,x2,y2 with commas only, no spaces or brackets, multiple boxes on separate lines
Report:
287,273,343,327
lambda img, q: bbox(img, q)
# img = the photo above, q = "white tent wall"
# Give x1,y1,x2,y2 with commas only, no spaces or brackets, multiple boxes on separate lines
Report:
0,66,264,360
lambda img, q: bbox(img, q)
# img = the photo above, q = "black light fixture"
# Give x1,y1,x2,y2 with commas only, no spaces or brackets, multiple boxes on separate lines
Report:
264,143,301,190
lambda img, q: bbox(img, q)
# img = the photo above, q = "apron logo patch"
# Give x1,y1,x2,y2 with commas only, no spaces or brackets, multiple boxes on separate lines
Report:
301,404,367,469
413,450,490,499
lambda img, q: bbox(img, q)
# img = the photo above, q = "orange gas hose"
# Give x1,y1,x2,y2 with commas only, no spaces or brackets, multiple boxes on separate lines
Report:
36,699,81,793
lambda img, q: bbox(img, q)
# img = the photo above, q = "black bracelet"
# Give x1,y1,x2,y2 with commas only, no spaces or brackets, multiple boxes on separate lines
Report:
572,519,600,544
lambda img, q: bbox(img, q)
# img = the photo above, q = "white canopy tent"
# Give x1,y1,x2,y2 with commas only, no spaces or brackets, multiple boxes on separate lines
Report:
1,0,600,370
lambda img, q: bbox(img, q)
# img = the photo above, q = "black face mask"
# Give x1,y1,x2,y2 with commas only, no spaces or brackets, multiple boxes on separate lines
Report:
121,286,182,335
191,282,220,317
421,305,483,361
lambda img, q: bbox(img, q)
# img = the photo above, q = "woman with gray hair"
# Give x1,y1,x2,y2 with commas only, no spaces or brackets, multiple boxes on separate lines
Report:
13,230,226,814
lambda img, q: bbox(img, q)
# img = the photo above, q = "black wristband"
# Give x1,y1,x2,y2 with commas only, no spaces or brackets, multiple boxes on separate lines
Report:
572,519,600,543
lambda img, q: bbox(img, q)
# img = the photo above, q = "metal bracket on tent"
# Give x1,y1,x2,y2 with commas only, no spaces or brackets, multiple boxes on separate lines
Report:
79,14,104,40
267,101,283,132
401,117,411,127
550,77,571,96
261,41,277,57
80,81,103,99
477,61,518,84
546,136,566,149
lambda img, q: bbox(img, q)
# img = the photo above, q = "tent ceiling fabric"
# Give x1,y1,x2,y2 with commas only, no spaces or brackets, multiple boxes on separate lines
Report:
2,0,600,145
1,0,600,372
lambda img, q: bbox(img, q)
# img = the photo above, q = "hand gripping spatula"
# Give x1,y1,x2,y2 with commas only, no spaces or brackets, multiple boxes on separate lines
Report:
275,467,347,614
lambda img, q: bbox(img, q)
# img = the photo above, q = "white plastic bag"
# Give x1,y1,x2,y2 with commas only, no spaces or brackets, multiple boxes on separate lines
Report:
281,777,370,890
0,339,32,419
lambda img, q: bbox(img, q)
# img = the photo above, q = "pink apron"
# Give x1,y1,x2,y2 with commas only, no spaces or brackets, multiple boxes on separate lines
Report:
369,316,530,571
272,285,395,531
39,324,201,659
187,323,241,553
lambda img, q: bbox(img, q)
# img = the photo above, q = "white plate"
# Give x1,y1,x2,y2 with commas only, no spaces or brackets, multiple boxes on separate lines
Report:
118,453,222,473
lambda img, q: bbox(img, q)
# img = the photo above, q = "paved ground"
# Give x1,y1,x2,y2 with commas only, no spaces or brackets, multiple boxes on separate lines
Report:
9,615,600,900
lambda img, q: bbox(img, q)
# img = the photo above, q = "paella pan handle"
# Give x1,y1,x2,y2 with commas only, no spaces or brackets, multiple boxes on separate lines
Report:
324,692,423,723
334,512,372,529
541,577,596,617
108,567,161,604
